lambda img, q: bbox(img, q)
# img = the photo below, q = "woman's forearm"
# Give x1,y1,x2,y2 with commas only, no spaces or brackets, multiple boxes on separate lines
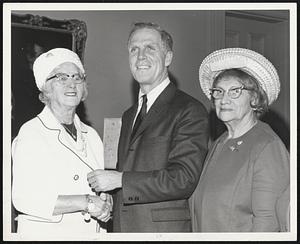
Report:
52,195,87,215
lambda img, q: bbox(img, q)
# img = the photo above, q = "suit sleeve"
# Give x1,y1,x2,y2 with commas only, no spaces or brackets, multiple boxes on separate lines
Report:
251,139,290,231
122,102,209,204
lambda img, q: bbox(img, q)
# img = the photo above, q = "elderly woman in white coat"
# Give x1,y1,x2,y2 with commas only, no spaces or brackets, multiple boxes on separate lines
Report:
12,48,111,238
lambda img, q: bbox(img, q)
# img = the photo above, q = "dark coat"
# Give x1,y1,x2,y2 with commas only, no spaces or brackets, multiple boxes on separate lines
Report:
190,121,290,232
113,82,209,232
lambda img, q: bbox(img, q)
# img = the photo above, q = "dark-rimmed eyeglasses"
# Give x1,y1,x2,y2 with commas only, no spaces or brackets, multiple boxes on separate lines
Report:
46,73,86,85
210,85,251,99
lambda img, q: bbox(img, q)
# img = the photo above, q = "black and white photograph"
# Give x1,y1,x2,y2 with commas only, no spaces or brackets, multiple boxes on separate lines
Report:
3,2,297,242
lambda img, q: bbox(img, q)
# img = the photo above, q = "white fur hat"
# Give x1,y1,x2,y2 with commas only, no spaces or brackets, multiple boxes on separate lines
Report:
198,48,280,105
33,48,85,91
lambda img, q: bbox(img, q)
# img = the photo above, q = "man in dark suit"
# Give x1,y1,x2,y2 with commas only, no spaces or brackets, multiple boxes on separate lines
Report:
88,22,209,232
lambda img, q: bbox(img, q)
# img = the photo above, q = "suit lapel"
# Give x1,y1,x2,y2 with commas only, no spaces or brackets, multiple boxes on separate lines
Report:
129,83,176,145
120,104,137,155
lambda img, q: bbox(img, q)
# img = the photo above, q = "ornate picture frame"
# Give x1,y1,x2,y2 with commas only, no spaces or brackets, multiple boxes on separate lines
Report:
11,13,87,61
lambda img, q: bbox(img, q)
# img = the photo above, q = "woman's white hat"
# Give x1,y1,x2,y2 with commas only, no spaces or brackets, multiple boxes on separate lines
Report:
33,48,85,91
198,48,280,105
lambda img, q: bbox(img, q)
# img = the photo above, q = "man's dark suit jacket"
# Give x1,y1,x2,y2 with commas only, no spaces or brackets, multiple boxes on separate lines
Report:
113,82,209,232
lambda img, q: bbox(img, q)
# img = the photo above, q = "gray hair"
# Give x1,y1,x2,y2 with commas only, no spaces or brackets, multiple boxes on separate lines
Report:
128,22,173,52
212,68,269,117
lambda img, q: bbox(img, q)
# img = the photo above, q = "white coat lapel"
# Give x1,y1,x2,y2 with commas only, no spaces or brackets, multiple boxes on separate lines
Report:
37,106,95,171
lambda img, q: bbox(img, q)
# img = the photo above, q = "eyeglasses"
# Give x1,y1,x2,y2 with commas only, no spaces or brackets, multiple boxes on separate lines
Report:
210,85,250,99
46,73,86,85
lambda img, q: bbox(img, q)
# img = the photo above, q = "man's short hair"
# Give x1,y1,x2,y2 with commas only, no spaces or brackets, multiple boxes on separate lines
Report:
128,22,173,52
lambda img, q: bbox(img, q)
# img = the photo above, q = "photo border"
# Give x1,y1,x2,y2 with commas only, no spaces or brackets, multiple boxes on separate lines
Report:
3,2,297,241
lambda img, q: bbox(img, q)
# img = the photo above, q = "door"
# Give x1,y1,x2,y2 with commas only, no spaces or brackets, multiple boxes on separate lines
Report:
224,10,290,149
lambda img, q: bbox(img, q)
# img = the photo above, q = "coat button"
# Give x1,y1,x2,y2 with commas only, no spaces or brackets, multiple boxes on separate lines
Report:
73,175,79,180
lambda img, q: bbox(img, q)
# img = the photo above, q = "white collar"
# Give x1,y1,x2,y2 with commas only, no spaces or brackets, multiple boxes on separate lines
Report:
138,77,170,112
38,105,87,133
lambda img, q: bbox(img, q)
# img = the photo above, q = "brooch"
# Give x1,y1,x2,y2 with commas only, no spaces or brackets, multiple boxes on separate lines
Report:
229,140,243,152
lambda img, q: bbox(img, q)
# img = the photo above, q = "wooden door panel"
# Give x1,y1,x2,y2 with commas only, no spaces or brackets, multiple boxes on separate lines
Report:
224,11,290,149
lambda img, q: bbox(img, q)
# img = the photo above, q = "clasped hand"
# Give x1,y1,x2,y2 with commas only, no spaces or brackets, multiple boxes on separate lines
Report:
88,193,113,222
87,169,123,192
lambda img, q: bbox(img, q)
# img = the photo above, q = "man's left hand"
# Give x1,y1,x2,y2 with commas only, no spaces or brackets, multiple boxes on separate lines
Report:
87,169,123,192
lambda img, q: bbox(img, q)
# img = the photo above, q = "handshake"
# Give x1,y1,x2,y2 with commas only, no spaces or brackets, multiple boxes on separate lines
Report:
83,192,112,223
85,169,123,222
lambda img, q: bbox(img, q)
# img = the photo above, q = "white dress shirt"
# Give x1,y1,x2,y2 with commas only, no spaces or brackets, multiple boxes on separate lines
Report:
133,78,170,127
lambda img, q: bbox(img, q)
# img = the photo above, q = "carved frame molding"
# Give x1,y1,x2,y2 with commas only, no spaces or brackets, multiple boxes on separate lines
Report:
11,13,87,61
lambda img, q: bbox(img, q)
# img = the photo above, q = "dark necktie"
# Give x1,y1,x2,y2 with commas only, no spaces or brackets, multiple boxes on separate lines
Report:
131,94,147,140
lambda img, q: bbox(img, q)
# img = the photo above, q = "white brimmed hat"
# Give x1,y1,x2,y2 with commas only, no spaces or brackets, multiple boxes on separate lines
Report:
33,48,85,91
198,48,280,105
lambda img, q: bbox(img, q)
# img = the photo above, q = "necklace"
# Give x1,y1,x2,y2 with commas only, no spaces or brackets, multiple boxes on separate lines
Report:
62,123,77,141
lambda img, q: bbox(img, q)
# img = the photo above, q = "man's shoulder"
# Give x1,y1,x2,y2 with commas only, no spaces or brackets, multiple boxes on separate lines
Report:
173,88,207,111
123,104,136,115
174,88,199,101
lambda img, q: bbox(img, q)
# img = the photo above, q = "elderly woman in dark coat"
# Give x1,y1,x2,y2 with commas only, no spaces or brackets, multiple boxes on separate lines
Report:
190,48,289,232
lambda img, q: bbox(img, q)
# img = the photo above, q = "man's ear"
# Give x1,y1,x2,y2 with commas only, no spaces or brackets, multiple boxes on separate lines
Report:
165,51,173,67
